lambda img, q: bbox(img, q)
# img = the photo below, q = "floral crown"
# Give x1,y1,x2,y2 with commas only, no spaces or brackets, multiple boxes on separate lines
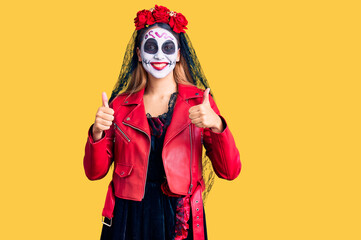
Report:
134,5,188,33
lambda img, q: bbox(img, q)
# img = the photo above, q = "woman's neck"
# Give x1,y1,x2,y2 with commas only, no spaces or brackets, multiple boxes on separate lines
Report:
145,73,178,97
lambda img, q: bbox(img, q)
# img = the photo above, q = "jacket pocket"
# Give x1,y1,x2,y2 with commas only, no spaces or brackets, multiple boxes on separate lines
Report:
114,163,133,177
114,122,131,143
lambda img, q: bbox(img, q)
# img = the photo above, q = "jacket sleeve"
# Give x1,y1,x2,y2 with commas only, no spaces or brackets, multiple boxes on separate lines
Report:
202,94,242,180
83,102,115,181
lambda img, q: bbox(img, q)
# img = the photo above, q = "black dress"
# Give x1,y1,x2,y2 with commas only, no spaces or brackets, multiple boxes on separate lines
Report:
100,92,208,240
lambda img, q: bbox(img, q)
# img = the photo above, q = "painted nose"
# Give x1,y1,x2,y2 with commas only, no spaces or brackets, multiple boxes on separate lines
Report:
154,50,165,60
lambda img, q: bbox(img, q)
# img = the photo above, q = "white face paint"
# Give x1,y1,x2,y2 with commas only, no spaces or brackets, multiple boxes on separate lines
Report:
140,27,178,79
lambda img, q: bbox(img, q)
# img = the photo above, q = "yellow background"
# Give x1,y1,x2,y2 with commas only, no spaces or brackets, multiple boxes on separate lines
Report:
1,0,360,239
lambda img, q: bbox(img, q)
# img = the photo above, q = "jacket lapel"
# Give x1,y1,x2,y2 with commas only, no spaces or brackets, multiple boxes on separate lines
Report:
163,92,191,146
120,87,151,137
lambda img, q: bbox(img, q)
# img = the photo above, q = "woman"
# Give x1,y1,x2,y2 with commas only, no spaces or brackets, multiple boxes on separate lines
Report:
83,5,242,240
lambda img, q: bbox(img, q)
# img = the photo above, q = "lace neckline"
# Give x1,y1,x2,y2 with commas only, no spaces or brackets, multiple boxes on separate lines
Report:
146,92,178,119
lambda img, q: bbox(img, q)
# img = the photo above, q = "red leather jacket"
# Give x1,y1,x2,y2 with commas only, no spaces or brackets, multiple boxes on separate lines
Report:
83,83,241,239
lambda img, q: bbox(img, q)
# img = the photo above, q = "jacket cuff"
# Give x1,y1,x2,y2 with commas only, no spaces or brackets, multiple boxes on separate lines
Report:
88,124,106,144
84,123,110,180
209,115,228,135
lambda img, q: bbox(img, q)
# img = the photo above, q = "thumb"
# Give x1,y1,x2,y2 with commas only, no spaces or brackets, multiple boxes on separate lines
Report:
102,92,109,108
202,88,210,105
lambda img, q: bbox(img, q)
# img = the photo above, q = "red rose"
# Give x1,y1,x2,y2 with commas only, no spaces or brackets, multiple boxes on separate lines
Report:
169,12,188,33
134,9,155,30
152,5,170,23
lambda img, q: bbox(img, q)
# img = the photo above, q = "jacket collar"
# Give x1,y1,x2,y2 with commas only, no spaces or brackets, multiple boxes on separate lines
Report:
119,82,203,144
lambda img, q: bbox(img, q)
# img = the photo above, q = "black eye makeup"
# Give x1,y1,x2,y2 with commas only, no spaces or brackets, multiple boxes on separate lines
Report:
162,40,175,55
144,38,158,54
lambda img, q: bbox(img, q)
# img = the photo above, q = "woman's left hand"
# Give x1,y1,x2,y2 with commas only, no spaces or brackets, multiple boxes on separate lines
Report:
188,88,224,133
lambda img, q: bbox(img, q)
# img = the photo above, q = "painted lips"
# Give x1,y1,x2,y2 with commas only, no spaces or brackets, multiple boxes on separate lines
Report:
150,62,169,70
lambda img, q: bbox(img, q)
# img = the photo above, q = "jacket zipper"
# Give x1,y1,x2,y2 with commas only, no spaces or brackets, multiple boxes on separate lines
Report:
122,121,151,200
114,122,131,142
187,99,193,194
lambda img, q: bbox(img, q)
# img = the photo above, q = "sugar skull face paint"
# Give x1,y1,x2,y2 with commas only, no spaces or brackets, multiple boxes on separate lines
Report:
140,27,179,79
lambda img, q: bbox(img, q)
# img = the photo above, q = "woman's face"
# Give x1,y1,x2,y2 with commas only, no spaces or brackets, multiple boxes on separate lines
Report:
138,27,180,79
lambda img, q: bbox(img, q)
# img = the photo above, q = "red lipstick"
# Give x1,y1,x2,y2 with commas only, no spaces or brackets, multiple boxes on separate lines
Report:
150,62,169,70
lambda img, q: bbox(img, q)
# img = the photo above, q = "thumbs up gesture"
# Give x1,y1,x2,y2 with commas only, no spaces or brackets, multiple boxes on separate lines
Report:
188,88,224,132
92,92,115,141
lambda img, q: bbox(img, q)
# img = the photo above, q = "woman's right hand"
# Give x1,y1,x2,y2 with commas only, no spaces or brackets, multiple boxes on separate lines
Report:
92,92,115,141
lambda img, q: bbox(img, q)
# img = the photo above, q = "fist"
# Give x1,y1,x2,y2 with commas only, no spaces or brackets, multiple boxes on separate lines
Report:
92,92,115,140
188,88,223,132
